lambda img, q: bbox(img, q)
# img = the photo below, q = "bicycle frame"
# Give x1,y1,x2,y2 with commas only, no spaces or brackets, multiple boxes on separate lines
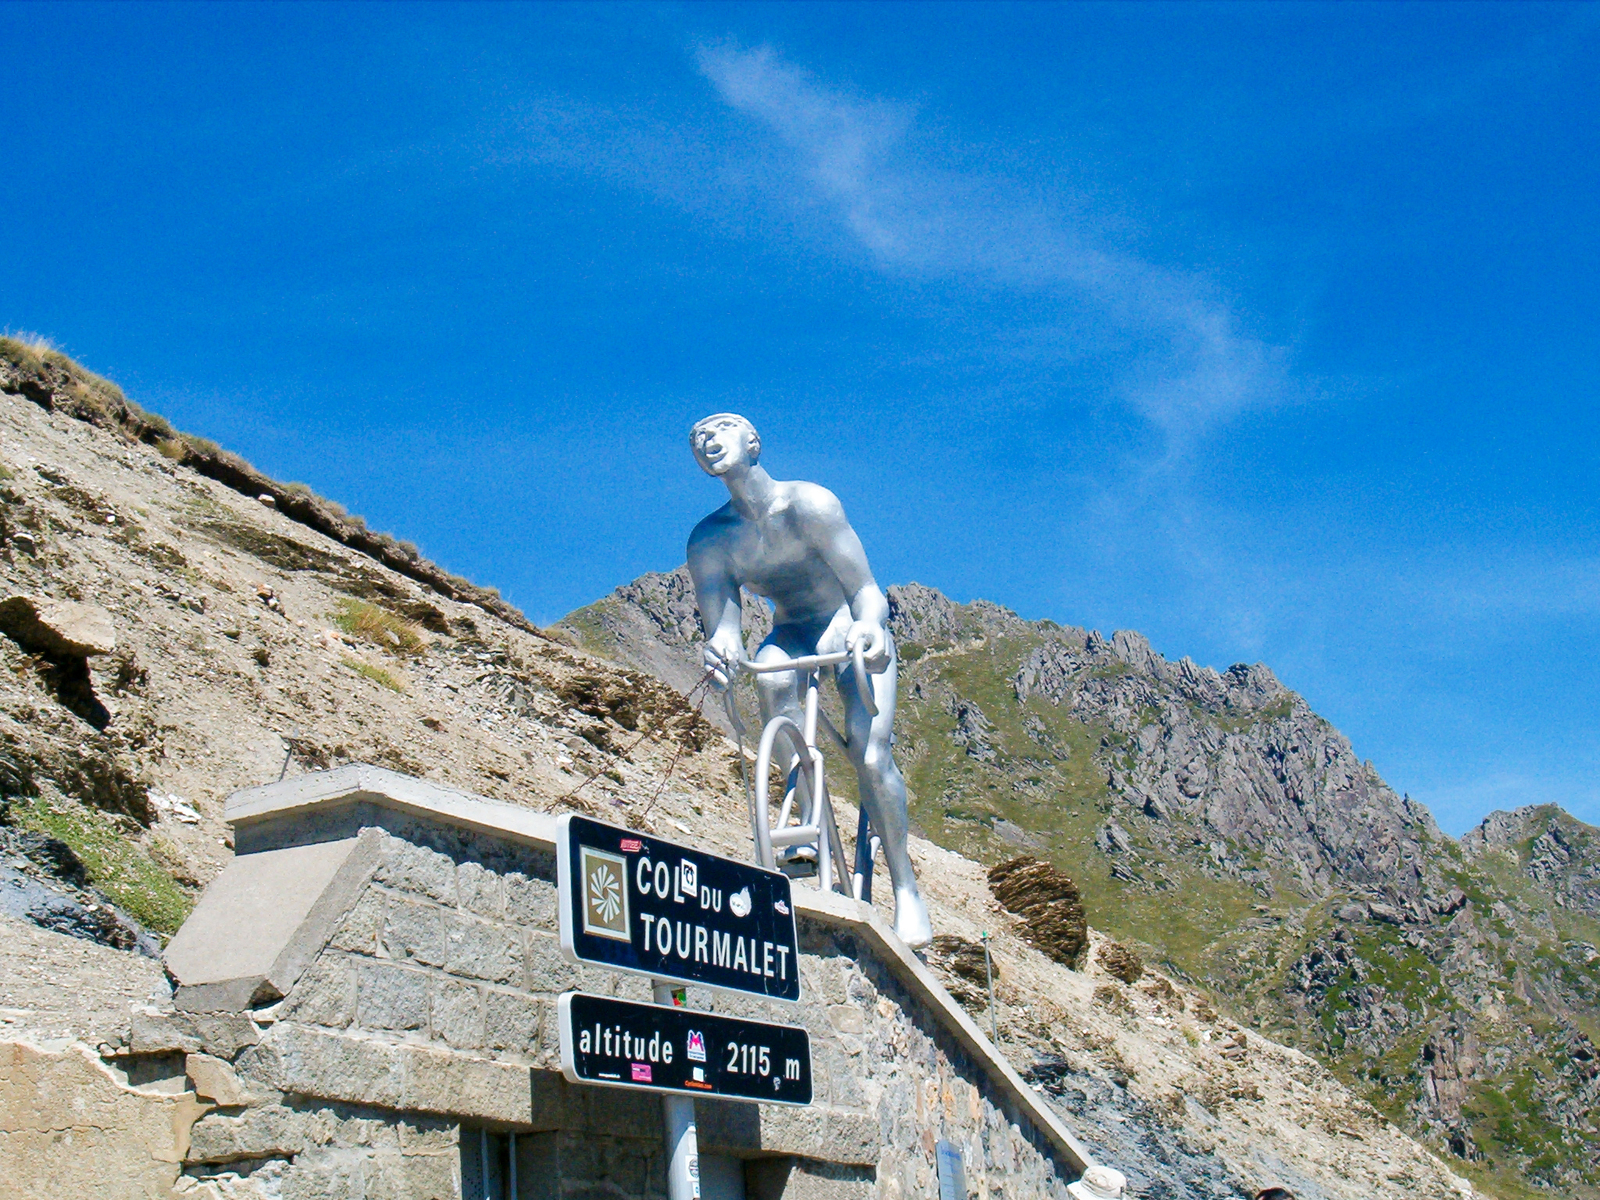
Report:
722,642,882,901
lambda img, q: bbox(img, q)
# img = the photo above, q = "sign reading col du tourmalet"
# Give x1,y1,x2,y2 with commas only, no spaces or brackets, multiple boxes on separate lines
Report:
555,814,801,1002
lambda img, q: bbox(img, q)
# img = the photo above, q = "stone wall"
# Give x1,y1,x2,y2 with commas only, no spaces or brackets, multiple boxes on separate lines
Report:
159,766,1095,1199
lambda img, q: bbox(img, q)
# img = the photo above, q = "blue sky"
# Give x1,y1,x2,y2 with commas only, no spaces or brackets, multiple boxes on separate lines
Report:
4,2,1597,834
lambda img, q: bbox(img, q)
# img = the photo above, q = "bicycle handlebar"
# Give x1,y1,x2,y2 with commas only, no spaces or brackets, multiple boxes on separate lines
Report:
728,642,881,718
738,650,851,673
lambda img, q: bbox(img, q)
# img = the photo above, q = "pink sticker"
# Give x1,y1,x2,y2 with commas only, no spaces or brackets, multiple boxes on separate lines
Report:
631,1063,652,1083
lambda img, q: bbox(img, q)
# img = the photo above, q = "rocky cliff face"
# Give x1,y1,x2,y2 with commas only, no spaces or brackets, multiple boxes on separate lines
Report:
1462,804,1600,917
562,568,1600,1200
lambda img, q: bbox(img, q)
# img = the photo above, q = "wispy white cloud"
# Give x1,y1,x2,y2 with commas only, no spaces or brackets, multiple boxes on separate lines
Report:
696,42,1291,450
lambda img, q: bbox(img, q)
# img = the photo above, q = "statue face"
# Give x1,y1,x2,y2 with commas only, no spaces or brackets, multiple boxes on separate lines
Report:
691,414,760,477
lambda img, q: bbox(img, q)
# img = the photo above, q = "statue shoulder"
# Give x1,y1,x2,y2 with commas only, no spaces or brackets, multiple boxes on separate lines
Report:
687,504,739,556
785,480,846,524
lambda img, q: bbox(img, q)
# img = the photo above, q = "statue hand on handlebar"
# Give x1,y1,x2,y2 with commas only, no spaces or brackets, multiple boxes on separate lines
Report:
845,620,890,674
703,631,744,690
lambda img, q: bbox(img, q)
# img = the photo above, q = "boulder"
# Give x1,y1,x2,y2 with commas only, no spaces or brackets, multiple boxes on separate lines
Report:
0,595,116,657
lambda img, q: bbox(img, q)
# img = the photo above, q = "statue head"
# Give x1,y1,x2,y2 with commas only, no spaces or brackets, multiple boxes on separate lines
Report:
690,413,761,478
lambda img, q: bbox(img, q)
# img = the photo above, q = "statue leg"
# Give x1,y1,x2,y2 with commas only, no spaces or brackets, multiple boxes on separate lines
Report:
839,636,932,948
754,626,815,830
753,624,815,733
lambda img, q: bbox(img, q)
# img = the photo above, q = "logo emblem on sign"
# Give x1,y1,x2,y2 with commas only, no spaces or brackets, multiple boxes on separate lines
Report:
687,1030,706,1062
579,845,631,941
729,887,751,918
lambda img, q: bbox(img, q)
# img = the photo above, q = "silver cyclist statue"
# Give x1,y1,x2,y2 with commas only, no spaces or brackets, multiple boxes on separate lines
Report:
687,413,934,949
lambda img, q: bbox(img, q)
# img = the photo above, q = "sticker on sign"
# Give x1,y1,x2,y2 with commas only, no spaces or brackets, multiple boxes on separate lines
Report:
556,814,801,1002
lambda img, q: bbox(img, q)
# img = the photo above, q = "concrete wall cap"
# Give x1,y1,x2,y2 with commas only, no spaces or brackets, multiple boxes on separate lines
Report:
1069,1164,1127,1198
228,762,559,849
165,829,386,1011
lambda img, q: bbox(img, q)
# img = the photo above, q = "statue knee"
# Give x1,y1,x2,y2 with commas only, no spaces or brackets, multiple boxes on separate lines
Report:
755,671,795,704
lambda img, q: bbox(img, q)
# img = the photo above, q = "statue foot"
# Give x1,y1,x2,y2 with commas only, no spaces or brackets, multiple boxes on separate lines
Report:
893,887,933,949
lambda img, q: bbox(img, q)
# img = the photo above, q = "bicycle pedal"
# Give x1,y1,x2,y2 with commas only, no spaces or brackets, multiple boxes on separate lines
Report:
777,845,819,878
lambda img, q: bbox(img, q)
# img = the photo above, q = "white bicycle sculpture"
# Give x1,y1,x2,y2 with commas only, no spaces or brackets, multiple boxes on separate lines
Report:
722,643,884,903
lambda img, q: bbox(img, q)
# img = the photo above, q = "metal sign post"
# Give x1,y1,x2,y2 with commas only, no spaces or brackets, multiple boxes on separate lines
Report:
654,982,700,1200
936,1140,967,1200
980,930,997,1045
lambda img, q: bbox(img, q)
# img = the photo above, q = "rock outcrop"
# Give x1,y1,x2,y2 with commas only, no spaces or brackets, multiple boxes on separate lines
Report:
0,595,116,657
1462,804,1600,916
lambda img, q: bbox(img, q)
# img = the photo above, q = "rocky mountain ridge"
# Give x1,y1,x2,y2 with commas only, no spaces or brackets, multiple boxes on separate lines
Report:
0,337,1486,1200
561,569,1600,1200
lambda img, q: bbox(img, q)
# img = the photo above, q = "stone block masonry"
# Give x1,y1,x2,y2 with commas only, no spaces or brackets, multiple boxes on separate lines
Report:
160,763,1105,1198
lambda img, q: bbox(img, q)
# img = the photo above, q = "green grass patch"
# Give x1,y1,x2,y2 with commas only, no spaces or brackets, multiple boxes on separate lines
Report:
332,598,426,655
551,599,619,655
891,633,1277,981
343,655,406,692
13,798,194,935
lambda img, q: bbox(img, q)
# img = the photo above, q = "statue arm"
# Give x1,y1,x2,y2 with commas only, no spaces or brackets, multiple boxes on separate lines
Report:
803,486,891,666
687,521,743,687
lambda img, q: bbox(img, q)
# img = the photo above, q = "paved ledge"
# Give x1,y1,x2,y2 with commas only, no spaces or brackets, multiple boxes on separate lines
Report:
208,764,1094,1177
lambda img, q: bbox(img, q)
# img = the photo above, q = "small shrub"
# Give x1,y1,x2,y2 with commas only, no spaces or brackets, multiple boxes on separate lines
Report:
1097,940,1145,984
0,333,50,374
342,655,406,693
156,438,186,460
134,406,175,439
332,598,425,655
1093,983,1134,1014
69,365,127,407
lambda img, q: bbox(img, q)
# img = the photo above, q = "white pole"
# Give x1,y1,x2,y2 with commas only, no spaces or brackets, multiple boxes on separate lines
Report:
653,981,700,1200
981,932,998,1047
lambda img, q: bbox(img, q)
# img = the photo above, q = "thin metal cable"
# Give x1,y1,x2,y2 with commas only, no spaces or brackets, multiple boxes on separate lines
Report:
558,671,715,807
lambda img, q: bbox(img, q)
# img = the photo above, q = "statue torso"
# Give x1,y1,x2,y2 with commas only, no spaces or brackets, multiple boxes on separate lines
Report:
700,482,850,628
